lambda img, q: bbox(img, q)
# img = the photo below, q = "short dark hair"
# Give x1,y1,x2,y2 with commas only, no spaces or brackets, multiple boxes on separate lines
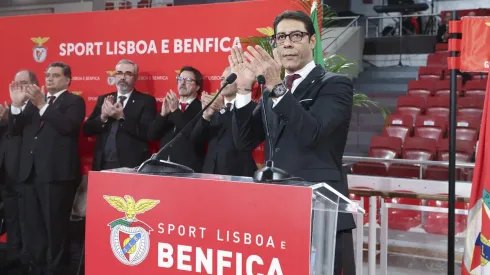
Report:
47,61,72,84
179,66,203,94
273,10,315,36
17,70,39,86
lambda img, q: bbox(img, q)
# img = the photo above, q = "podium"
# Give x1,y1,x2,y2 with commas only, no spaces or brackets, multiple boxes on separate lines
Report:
85,168,364,275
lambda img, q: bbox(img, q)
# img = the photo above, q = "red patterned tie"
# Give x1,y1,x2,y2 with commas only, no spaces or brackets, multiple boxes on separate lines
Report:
285,74,301,92
180,102,189,112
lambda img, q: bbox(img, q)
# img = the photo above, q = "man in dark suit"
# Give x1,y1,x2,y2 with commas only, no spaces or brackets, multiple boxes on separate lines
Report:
83,59,156,171
191,67,257,176
0,70,38,274
9,62,85,275
148,66,206,172
229,11,355,275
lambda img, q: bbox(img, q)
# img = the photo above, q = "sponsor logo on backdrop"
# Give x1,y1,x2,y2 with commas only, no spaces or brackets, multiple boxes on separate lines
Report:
485,61,490,69
104,195,160,266
31,37,49,63
138,75,169,81
71,91,83,96
58,37,241,57
106,71,117,86
72,76,100,81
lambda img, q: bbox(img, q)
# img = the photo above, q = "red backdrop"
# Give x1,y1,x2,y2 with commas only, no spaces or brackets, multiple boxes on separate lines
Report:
0,0,295,170
460,16,490,72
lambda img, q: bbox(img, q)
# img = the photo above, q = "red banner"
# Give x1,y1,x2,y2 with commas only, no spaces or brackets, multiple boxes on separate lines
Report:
0,0,293,168
460,17,490,72
85,171,312,274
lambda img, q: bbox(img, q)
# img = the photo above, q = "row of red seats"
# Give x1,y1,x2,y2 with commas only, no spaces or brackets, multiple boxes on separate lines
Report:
408,79,487,97
383,114,480,142
352,136,475,181
396,94,483,123
349,192,468,234
418,66,488,82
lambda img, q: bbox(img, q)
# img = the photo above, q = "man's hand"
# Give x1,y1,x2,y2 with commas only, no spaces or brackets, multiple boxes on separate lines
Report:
112,102,124,120
0,102,9,120
100,96,114,121
26,85,47,110
9,81,27,108
201,92,215,120
166,90,179,112
160,96,170,117
243,46,283,91
229,46,256,94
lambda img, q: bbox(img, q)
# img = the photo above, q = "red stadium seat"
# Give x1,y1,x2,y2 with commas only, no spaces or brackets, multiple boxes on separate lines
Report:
425,139,475,181
385,192,422,231
456,115,481,141
426,95,449,120
387,137,437,179
413,115,447,141
382,114,413,142
396,95,426,122
464,80,487,97
407,79,435,98
352,136,402,177
434,79,462,96
458,97,484,118
423,199,468,235
418,66,443,80
118,1,132,9
105,2,115,10
435,43,448,52
427,52,449,67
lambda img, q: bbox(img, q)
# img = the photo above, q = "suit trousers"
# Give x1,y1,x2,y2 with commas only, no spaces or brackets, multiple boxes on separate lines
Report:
20,171,76,275
334,230,355,275
1,174,25,264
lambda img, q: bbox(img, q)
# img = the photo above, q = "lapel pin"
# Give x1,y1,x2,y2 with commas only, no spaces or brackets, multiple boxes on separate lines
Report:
311,80,315,83
132,100,135,103
219,108,226,114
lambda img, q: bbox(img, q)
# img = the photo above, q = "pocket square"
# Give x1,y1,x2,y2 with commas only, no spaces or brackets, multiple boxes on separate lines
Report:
299,98,313,103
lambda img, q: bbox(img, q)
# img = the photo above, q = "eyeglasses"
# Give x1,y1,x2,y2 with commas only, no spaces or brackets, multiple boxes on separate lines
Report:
115,71,134,78
176,76,196,83
272,31,310,45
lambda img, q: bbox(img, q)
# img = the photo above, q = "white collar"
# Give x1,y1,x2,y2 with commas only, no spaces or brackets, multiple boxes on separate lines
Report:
285,60,316,80
117,89,133,100
47,89,66,98
180,97,196,104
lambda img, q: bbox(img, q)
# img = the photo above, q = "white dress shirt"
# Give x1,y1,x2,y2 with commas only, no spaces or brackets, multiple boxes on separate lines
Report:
11,89,66,116
179,97,196,111
235,60,316,109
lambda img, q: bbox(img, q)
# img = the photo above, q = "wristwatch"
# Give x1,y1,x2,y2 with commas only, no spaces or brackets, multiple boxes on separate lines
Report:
270,83,288,98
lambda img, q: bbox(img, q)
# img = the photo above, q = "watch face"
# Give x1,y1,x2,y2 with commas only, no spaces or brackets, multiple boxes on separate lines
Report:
272,84,287,97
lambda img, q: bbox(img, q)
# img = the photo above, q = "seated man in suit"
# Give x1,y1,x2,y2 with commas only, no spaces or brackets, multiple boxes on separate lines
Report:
9,62,85,275
83,59,157,171
148,66,206,172
191,67,257,176
229,10,355,275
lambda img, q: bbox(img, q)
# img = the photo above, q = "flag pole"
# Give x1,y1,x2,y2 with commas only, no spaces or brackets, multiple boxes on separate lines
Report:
448,10,459,275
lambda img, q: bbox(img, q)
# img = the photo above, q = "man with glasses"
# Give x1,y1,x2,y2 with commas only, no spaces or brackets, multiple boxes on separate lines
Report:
9,62,85,275
229,10,355,275
190,66,257,176
148,66,205,172
84,59,156,171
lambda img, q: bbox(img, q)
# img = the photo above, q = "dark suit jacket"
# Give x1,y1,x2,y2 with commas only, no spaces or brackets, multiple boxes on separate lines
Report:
233,65,355,231
147,99,205,172
0,120,22,183
9,91,86,183
191,102,257,177
83,90,157,171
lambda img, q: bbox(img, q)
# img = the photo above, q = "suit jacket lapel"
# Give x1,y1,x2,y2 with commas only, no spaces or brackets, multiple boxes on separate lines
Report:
273,65,325,147
123,91,138,116
38,91,68,132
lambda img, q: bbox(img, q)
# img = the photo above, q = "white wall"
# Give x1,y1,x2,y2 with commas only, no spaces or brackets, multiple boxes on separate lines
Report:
0,1,93,16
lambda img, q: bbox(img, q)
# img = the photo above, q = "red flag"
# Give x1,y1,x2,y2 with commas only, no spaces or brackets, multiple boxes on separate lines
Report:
462,75,490,275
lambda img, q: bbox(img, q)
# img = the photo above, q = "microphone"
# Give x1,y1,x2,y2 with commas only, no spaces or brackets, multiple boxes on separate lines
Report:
137,73,237,175
252,75,294,183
